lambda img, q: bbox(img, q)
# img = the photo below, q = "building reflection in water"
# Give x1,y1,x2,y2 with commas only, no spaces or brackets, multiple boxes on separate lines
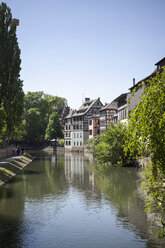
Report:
64,152,95,189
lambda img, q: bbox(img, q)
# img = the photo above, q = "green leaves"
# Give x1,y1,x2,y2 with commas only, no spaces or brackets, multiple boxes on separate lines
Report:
0,2,24,141
45,112,63,140
93,122,135,166
125,68,165,235
23,92,66,142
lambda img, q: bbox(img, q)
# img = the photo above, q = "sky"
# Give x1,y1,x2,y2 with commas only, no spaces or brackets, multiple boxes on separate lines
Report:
3,0,165,109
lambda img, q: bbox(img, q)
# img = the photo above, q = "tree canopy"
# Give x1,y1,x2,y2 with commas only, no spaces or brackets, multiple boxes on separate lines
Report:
0,2,24,141
45,112,63,141
124,69,165,176
23,92,67,143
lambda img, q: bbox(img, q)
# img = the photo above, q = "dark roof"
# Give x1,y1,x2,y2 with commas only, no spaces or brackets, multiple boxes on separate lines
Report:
113,93,129,102
155,57,165,66
100,100,118,111
72,98,102,117
65,109,76,119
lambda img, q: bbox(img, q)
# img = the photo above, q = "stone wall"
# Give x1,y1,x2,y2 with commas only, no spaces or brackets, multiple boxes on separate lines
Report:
0,146,14,160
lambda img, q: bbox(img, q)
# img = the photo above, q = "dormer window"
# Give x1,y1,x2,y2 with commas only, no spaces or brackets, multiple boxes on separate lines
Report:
157,65,161,70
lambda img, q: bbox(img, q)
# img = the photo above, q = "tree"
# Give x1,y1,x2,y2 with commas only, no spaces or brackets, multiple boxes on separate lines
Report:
45,112,63,141
124,69,165,235
23,92,67,143
93,122,134,166
124,69,165,175
24,108,43,142
0,2,24,140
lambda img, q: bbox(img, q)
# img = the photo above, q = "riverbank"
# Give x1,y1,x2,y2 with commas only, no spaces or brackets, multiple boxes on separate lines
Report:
0,153,33,186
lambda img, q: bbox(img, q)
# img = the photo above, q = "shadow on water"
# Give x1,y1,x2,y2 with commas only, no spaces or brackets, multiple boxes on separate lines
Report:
22,170,44,175
7,177,23,184
0,187,15,199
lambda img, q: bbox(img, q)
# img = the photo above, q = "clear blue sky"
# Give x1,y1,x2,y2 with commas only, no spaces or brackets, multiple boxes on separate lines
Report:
3,0,165,109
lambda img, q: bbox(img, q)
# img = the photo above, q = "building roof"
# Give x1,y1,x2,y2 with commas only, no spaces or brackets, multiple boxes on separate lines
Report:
65,109,76,119
112,93,129,102
155,57,165,66
72,98,101,117
129,70,157,91
100,100,118,111
130,57,165,91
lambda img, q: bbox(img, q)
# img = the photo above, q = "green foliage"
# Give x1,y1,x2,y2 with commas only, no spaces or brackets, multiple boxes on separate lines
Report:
141,162,165,214
24,108,43,142
124,68,165,235
93,122,134,166
84,137,95,149
23,92,67,143
45,112,63,141
58,139,64,147
125,69,165,176
0,2,24,141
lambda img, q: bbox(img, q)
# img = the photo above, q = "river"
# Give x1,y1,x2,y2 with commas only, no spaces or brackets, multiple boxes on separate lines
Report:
0,151,164,248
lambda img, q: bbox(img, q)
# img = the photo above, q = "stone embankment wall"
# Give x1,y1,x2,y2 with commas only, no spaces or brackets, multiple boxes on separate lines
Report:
137,156,151,168
0,153,33,186
0,146,15,160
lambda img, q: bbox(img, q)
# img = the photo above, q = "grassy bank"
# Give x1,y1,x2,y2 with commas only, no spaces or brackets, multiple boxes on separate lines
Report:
0,153,33,186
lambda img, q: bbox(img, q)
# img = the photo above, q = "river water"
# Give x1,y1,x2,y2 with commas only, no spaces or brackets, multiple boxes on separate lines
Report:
0,151,165,248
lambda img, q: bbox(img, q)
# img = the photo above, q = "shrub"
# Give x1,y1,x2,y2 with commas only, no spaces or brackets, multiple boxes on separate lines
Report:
93,122,135,166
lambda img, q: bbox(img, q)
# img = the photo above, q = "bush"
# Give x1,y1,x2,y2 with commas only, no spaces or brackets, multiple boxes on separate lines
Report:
93,122,135,166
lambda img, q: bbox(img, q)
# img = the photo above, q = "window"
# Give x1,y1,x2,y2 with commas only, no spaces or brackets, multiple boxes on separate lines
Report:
89,130,92,135
89,120,92,125
118,108,127,120
74,142,76,146
80,133,82,138
77,142,79,146
80,142,82,146
77,133,79,138
74,133,76,138
69,141,71,146
66,132,70,137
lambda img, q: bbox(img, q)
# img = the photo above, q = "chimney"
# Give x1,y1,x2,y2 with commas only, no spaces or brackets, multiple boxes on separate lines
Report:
85,97,90,102
133,78,135,86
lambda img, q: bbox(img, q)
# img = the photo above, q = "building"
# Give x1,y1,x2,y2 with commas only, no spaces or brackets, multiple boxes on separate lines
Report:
98,93,129,128
65,109,76,149
64,97,103,151
88,114,100,139
129,57,165,112
115,93,129,124
99,101,118,133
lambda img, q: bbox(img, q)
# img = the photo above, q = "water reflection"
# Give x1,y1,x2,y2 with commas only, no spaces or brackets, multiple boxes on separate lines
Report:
0,151,164,248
